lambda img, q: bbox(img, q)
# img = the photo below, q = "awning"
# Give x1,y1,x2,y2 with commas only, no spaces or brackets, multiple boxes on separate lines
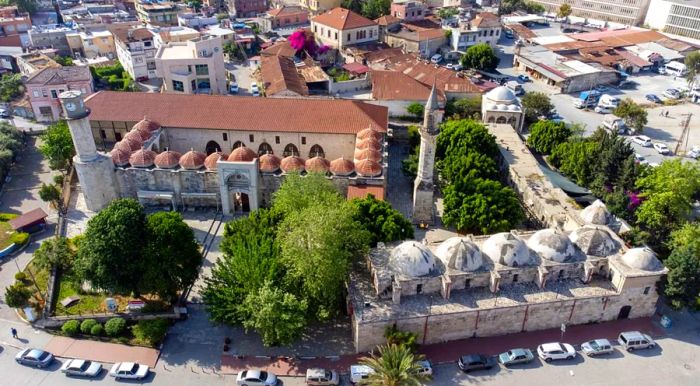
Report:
8,208,48,230
342,62,369,75
347,185,385,200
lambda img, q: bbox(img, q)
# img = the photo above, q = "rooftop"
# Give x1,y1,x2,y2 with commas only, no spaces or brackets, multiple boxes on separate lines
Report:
108,25,153,43
25,66,92,85
260,55,309,96
312,7,375,31
371,70,445,102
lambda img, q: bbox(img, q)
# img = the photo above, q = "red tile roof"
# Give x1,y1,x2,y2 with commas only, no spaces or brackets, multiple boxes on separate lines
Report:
261,55,309,97
261,40,297,58
85,91,388,135
9,208,48,230
471,12,501,29
390,57,485,94
312,7,375,30
347,185,384,200
375,15,400,26
371,70,445,102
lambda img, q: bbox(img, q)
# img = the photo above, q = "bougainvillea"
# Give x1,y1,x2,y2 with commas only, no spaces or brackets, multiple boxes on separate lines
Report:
288,30,329,57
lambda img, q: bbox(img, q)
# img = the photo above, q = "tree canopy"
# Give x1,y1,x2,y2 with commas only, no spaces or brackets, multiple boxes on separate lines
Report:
557,4,572,18
499,0,545,15
360,0,390,20
360,344,431,386
663,245,700,309
406,102,424,118
684,51,700,86
351,194,414,246
0,73,23,102
526,120,572,154
39,120,75,171
460,43,500,71
241,281,308,346
446,97,482,120
521,92,554,123
33,237,74,272
613,98,647,133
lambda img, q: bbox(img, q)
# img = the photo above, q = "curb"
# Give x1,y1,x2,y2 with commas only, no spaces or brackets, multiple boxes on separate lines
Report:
14,307,31,324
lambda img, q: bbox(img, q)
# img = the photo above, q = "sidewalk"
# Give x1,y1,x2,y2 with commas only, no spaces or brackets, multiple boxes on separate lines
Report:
221,316,662,376
44,336,160,367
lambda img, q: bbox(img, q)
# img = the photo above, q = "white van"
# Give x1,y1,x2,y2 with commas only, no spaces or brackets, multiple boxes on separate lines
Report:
350,365,374,384
598,94,620,108
664,61,687,77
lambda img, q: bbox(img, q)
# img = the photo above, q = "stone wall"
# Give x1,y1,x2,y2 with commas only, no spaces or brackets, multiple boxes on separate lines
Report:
115,167,220,209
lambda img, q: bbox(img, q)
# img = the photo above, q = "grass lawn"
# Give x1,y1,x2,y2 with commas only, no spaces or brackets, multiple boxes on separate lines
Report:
0,221,14,250
55,271,107,316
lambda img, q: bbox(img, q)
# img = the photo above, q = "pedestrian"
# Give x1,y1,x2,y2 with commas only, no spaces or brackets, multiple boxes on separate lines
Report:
665,110,669,117
660,110,664,116
11,327,18,339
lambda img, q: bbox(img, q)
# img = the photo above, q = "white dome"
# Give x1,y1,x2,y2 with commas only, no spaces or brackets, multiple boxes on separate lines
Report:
527,229,576,263
569,226,619,257
389,241,438,277
507,104,520,111
495,104,506,110
482,232,533,267
621,247,663,271
580,200,611,225
485,86,517,103
435,237,483,271
487,103,497,110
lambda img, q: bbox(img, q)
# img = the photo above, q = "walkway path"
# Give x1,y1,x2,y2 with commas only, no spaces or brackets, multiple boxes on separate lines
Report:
44,336,160,367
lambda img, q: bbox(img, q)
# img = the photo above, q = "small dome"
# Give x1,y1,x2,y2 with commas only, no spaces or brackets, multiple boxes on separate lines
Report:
330,157,354,176
204,151,228,170
435,237,483,271
228,146,257,162
355,159,382,177
121,134,143,152
357,127,382,141
487,103,497,110
355,137,382,152
482,232,532,267
133,118,161,132
114,140,133,153
129,149,157,168
354,148,382,162
125,129,148,143
280,155,305,173
507,104,520,111
621,247,663,271
389,241,438,277
132,126,152,141
259,153,281,173
485,86,517,103
569,226,619,257
110,147,131,166
154,150,182,169
580,200,611,225
527,229,576,263
179,150,206,170
305,156,330,173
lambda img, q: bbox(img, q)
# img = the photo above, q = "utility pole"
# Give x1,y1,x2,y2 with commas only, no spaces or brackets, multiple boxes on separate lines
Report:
675,113,692,156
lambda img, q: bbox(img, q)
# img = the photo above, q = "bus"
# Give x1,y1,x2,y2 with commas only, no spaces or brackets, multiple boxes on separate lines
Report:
664,61,687,77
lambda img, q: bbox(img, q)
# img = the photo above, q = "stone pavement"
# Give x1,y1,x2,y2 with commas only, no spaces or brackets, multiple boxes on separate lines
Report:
386,140,413,220
44,336,160,367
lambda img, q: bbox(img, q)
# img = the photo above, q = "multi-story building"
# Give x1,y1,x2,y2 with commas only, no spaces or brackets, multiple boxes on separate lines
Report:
15,52,61,77
645,0,700,40
28,24,77,56
152,26,201,48
446,12,502,51
65,29,116,59
390,0,427,22
311,7,378,49
533,0,651,26
111,25,157,81
0,14,31,48
260,6,309,32
25,66,94,121
177,12,219,28
299,0,342,15
135,0,178,26
155,35,227,95
228,0,268,18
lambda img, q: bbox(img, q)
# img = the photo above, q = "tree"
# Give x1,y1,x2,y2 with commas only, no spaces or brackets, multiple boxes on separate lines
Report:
241,281,308,346
614,98,647,133
435,7,458,20
223,41,244,61
360,344,431,386
361,0,390,20
684,51,700,86
33,237,73,271
0,73,23,102
10,0,37,14
5,282,31,308
436,119,499,160
188,0,202,11
342,0,363,14
557,3,572,19
406,102,424,118
439,151,499,185
663,246,700,309
39,120,75,170
38,183,61,209
446,97,481,120
668,222,700,256
526,120,572,154
54,56,73,66
521,92,554,123
460,43,500,71
351,194,414,246
272,172,343,217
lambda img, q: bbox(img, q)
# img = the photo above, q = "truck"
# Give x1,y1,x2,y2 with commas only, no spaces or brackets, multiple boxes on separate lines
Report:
574,90,601,109
602,114,627,134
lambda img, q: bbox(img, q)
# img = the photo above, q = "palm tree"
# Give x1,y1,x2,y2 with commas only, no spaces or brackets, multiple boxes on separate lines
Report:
359,344,431,386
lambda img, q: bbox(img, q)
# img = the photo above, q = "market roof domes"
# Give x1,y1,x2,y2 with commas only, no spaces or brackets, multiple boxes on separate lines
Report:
154,150,182,169
485,86,517,103
569,226,619,257
305,156,330,173
355,137,382,152
133,118,161,132
129,149,157,168
280,155,305,173
179,150,206,170
121,133,143,152
354,148,382,163
357,127,383,141
389,241,439,277
204,151,228,170
435,237,483,271
580,200,611,225
130,127,152,141
620,247,663,271
330,157,354,176
482,232,533,267
259,153,281,173
110,147,131,167
527,229,577,263
228,146,257,162
355,159,382,177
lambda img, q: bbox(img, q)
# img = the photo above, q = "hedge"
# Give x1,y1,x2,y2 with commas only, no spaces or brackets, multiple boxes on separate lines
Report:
9,232,29,246
0,213,18,221
61,320,80,336
105,317,126,337
132,319,169,346
90,324,104,336
80,319,97,334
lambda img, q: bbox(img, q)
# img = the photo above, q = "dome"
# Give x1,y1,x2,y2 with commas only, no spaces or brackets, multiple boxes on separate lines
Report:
354,148,382,163
128,128,151,141
154,150,182,169
133,118,161,132
621,247,663,271
527,229,576,263
507,104,520,111
355,159,382,177
357,127,383,141
355,137,382,152
129,149,157,168
114,140,133,153
110,147,131,167
580,200,611,225
569,226,619,257
259,153,281,173
179,150,206,170
485,86,517,103
121,133,143,152
228,146,257,162
482,232,533,267
280,155,305,173
435,237,483,271
487,103,497,110
305,156,330,173
204,151,228,170
330,157,354,176
389,241,438,277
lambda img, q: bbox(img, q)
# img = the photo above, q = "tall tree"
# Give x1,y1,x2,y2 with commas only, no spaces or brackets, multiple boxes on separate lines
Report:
351,194,414,246
684,51,700,86
460,43,500,71
361,0,390,20
526,120,572,154
33,237,73,271
557,3,572,19
668,222,700,256
39,120,75,171
38,183,61,209
272,173,342,217
0,73,23,102
549,140,598,186
521,92,554,123
341,0,363,14
5,282,32,308
613,98,647,133
360,344,431,386
663,245,700,309
241,281,308,346
436,119,499,160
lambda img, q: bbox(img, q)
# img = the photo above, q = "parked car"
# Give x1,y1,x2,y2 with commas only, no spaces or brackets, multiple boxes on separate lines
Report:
632,135,652,147
236,369,278,385
251,83,260,97
645,94,662,104
687,145,700,159
229,83,239,94
416,360,433,376
458,354,497,372
15,348,54,368
430,54,443,64
537,342,576,362
618,331,656,352
634,153,649,165
350,365,374,384
595,84,609,92
581,339,614,356
663,88,680,99
498,348,534,366
517,74,530,82
446,63,463,71
305,368,339,385
60,359,102,377
594,105,614,114
0,108,10,118
109,362,149,380
653,142,670,154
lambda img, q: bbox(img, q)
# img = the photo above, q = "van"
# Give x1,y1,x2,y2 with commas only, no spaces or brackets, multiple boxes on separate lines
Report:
618,331,656,352
506,81,524,95
598,94,620,108
349,365,374,384
430,54,443,64
664,61,687,77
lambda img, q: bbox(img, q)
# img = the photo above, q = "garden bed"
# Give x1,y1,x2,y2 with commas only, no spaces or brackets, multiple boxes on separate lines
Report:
54,317,170,348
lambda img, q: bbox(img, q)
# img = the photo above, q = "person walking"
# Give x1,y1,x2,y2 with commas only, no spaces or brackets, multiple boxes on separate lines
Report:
11,327,18,339
665,110,669,118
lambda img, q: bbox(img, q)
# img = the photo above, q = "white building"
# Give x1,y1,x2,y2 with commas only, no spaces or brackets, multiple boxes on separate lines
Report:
111,25,157,81
532,0,651,25
447,12,502,52
311,7,378,49
645,0,700,40
155,35,227,95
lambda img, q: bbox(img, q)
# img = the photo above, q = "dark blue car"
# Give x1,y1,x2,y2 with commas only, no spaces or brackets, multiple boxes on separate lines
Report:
645,94,662,104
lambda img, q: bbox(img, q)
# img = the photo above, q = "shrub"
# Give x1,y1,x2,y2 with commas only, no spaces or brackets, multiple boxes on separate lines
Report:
104,317,126,337
0,213,18,221
384,324,419,353
53,174,64,186
90,324,104,336
14,272,26,281
131,319,170,346
10,232,29,246
80,319,97,334
61,320,80,336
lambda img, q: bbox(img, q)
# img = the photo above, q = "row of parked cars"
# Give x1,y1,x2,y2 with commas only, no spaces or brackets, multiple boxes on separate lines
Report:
14,347,150,380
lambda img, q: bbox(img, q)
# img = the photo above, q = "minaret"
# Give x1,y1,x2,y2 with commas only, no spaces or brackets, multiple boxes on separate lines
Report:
59,90,118,211
412,83,443,225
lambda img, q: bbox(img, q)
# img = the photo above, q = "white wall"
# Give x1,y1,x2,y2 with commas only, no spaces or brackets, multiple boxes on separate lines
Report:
644,0,673,30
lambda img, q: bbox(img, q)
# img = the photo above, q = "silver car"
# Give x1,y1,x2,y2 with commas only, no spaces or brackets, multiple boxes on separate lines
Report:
15,348,54,368
60,359,103,377
581,339,614,356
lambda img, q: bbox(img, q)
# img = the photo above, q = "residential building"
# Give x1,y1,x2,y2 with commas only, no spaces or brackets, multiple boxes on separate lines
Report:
25,66,94,121
135,0,178,26
260,6,309,32
177,12,218,28
645,0,700,40
299,0,342,14
228,0,268,18
446,12,502,51
532,0,652,26
15,52,61,76
65,29,116,59
0,45,22,74
384,25,445,58
28,24,77,56
370,70,445,116
155,35,227,95
426,0,463,7
375,15,401,41
0,14,31,48
311,7,378,49
260,54,309,97
390,1,427,22
204,25,235,45
111,25,157,80
152,26,201,48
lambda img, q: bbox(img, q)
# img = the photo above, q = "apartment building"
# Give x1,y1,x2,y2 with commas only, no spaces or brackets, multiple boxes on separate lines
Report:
155,35,227,95
299,0,342,15
260,6,309,32
66,29,116,59
447,12,502,51
25,66,94,121
645,0,700,40
135,0,178,26
533,0,651,25
311,7,378,49
391,1,427,22
228,0,268,18
0,14,31,48
111,25,157,80
15,52,61,76
28,24,76,56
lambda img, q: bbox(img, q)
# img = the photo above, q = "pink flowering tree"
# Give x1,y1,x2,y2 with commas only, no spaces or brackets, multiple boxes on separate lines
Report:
288,30,329,58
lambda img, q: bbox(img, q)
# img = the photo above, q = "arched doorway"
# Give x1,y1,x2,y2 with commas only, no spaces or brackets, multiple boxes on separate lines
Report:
206,140,222,155
283,143,299,157
487,116,495,123
308,144,325,158
232,141,245,150
258,142,273,155
232,192,250,212
618,305,631,320
507,116,517,128
496,116,507,124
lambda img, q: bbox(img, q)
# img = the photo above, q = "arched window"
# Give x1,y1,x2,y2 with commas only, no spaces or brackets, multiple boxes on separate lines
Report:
487,116,495,123
283,143,299,157
205,140,222,155
232,141,245,150
496,116,507,124
507,116,517,128
258,142,273,155
308,144,325,158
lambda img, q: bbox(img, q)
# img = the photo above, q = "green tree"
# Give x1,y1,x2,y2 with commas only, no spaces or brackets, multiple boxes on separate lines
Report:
406,102,424,118
460,43,500,71
38,183,61,209
557,3,572,19
684,51,700,86
39,120,75,170
4,282,31,308
439,151,499,185
188,0,202,11
223,41,244,61
526,120,572,154
663,246,700,309
0,73,23,102
54,56,74,66
525,1,546,13
446,97,481,120
342,0,363,14
521,92,554,123
361,0,390,20
241,281,308,346
436,7,458,19
613,98,647,133
436,119,499,160
668,222,700,256
33,237,73,271
272,172,342,217
351,194,414,246
360,344,431,386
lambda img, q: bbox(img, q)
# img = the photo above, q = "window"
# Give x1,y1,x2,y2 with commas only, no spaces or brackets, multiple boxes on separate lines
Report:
249,134,254,142
308,144,324,158
50,90,58,99
301,136,306,145
258,142,273,155
275,135,280,144
512,274,519,283
100,130,106,139
283,143,299,157
465,279,470,288
32,90,40,97
232,141,244,149
490,30,494,36
558,270,564,278
223,133,228,141
643,287,650,295
191,80,196,90
347,33,351,41
314,26,317,33
115,132,123,141
335,32,338,39
195,64,209,76
38,106,52,115
172,80,184,92
416,284,422,294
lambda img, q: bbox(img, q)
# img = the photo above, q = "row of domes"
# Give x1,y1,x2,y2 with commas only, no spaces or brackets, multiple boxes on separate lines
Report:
354,128,383,165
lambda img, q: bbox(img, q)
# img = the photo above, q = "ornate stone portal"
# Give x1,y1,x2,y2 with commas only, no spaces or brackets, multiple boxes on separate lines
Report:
412,84,444,225
216,160,260,214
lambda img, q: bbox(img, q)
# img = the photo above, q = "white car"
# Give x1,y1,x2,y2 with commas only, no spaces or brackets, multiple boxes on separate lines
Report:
632,135,652,147
60,359,102,377
236,368,278,385
537,342,576,362
251,83,260,97
653,142,670,154
581,339,614,356
634,153,649,165
663,88,680,99
687,145,700,159
109,362,149,380
350,364,374,384
594,105,613,114
305,368,339,385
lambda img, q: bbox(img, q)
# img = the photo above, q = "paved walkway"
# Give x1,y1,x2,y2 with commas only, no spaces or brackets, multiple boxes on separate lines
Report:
44,336,160,367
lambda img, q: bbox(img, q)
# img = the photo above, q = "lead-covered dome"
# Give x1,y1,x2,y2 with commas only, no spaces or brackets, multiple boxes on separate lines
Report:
228,146,257,162
110,147,131,167
389,241,439,277
154,150,182,169
132,118,161,133
179,150,206,170
569,226,619,257
485,86,517,103
435,237,483,271
482,232,533,267
354,148,382,162
129,149,157,168
204,151,228,170
621,247,663,271
355,159,382,177
259,153,281,173
121,133,143,152
527,229,576,263
580,199,611,225
355,137,382,152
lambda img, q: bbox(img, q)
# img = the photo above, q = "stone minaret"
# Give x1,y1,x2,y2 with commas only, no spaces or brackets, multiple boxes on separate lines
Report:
59,90,118,211
412,83,443,225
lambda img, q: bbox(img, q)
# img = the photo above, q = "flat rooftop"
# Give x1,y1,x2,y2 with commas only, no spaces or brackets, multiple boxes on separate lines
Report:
159,44,196,59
